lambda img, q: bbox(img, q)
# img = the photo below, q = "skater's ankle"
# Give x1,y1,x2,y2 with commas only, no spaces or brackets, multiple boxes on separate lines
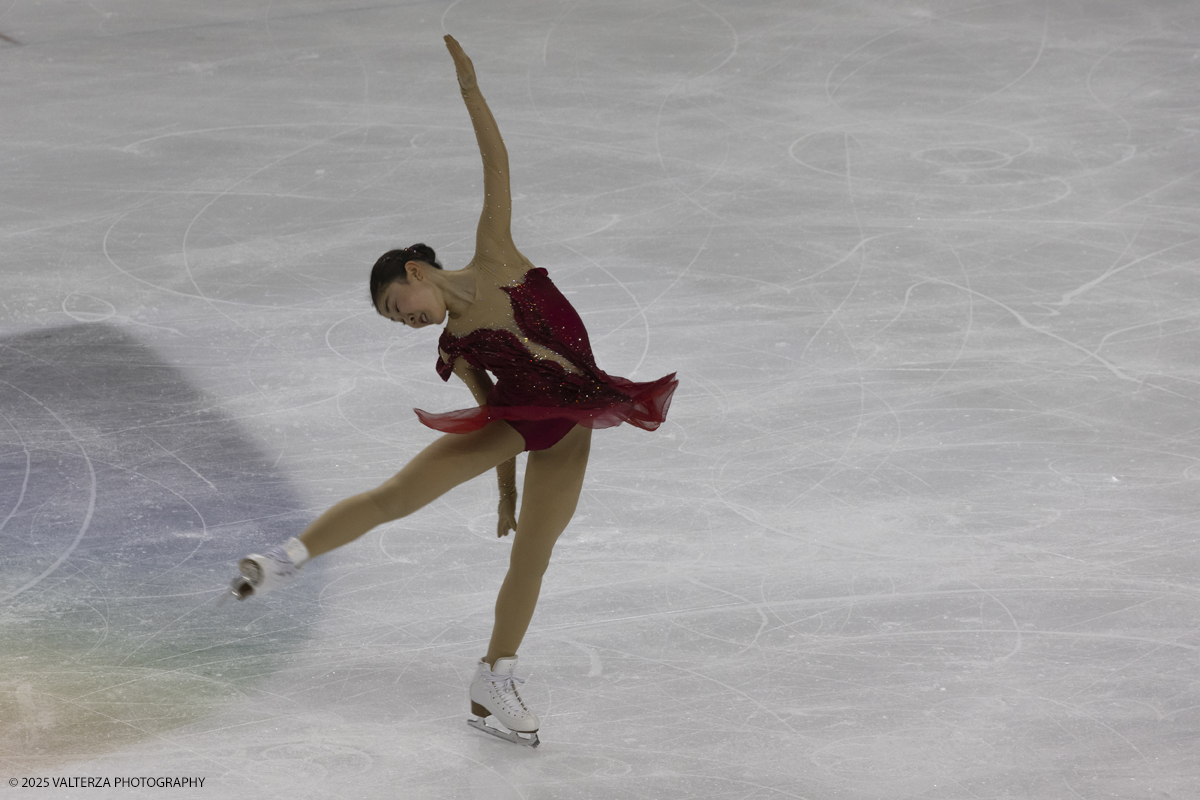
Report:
483,652,516,669
282,537,310,567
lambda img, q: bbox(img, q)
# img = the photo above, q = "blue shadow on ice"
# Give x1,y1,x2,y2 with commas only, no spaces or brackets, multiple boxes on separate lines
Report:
0,323,319,766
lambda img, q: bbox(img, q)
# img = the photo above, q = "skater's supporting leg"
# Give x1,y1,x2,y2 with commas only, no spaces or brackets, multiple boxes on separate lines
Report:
300,421,525,558
485,424,591,666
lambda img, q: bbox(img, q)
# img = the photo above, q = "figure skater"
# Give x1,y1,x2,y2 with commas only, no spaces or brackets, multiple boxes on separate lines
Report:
227,35,677,747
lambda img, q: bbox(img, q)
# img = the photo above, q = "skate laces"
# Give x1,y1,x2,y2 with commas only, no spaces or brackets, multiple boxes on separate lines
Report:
263,546,298,577
482,668,528,712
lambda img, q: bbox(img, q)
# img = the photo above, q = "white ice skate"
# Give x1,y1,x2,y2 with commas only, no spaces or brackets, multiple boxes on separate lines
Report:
467,656,540,747
220,537,308,604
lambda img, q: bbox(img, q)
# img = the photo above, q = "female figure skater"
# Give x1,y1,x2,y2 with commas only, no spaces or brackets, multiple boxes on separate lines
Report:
228,35,677,746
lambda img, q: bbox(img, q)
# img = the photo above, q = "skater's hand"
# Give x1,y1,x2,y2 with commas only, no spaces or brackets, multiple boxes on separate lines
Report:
497,490,517,538
444,34,478,93
495,457,517,537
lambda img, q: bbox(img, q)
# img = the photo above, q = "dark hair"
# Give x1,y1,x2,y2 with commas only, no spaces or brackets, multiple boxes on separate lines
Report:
370,243,443,306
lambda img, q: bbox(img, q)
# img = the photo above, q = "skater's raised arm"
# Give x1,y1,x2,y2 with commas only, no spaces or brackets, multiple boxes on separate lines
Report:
444,35,524,282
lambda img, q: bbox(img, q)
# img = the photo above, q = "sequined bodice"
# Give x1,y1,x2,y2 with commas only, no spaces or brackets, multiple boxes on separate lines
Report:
436,268,628,409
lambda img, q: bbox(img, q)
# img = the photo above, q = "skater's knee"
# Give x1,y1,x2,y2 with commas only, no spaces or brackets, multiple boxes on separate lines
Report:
365,480,409,521
508,541,556,580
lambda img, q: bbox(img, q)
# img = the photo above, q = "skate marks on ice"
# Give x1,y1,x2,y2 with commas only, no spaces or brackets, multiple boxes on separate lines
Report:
0,324,320,770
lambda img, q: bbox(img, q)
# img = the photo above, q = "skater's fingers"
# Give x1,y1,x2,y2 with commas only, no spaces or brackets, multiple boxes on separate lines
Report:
444,36,470,62
496,506,516,537
496,485,516,537
444,38,475,75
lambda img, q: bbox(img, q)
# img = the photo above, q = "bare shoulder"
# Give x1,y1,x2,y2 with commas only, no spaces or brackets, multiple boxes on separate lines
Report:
470,250,536,287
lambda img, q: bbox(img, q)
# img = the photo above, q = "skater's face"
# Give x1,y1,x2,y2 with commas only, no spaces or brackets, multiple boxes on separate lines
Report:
376,262,446,329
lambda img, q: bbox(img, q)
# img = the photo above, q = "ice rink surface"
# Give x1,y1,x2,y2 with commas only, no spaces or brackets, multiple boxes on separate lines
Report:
2,0,1199,797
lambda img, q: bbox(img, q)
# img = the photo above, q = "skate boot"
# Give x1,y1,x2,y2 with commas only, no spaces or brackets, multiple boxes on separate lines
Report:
222,537,308,603
467,656,540,747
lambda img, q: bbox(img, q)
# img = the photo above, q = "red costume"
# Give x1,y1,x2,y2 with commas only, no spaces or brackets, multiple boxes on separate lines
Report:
416,267,677,451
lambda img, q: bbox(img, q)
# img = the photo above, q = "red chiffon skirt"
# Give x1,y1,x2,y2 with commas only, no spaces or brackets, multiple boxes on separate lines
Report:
415,372,678,451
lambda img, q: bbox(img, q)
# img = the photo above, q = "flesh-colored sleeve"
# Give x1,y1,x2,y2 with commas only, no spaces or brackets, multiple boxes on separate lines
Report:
458,83,524,279
445,347,494,406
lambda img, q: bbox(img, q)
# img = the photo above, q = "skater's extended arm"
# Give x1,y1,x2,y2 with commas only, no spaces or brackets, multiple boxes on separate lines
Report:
447,350,519,536
444,35,524,281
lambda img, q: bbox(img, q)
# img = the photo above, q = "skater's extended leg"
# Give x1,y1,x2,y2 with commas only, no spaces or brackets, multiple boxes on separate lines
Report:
300,421,525,558
485,424,591,666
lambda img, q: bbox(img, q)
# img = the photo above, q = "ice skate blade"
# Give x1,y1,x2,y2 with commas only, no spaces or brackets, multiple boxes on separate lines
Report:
467,717,540,748
237,558,263,585
217,577,255,606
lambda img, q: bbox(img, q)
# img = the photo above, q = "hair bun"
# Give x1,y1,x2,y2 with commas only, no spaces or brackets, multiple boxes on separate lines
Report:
408,243,442,270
